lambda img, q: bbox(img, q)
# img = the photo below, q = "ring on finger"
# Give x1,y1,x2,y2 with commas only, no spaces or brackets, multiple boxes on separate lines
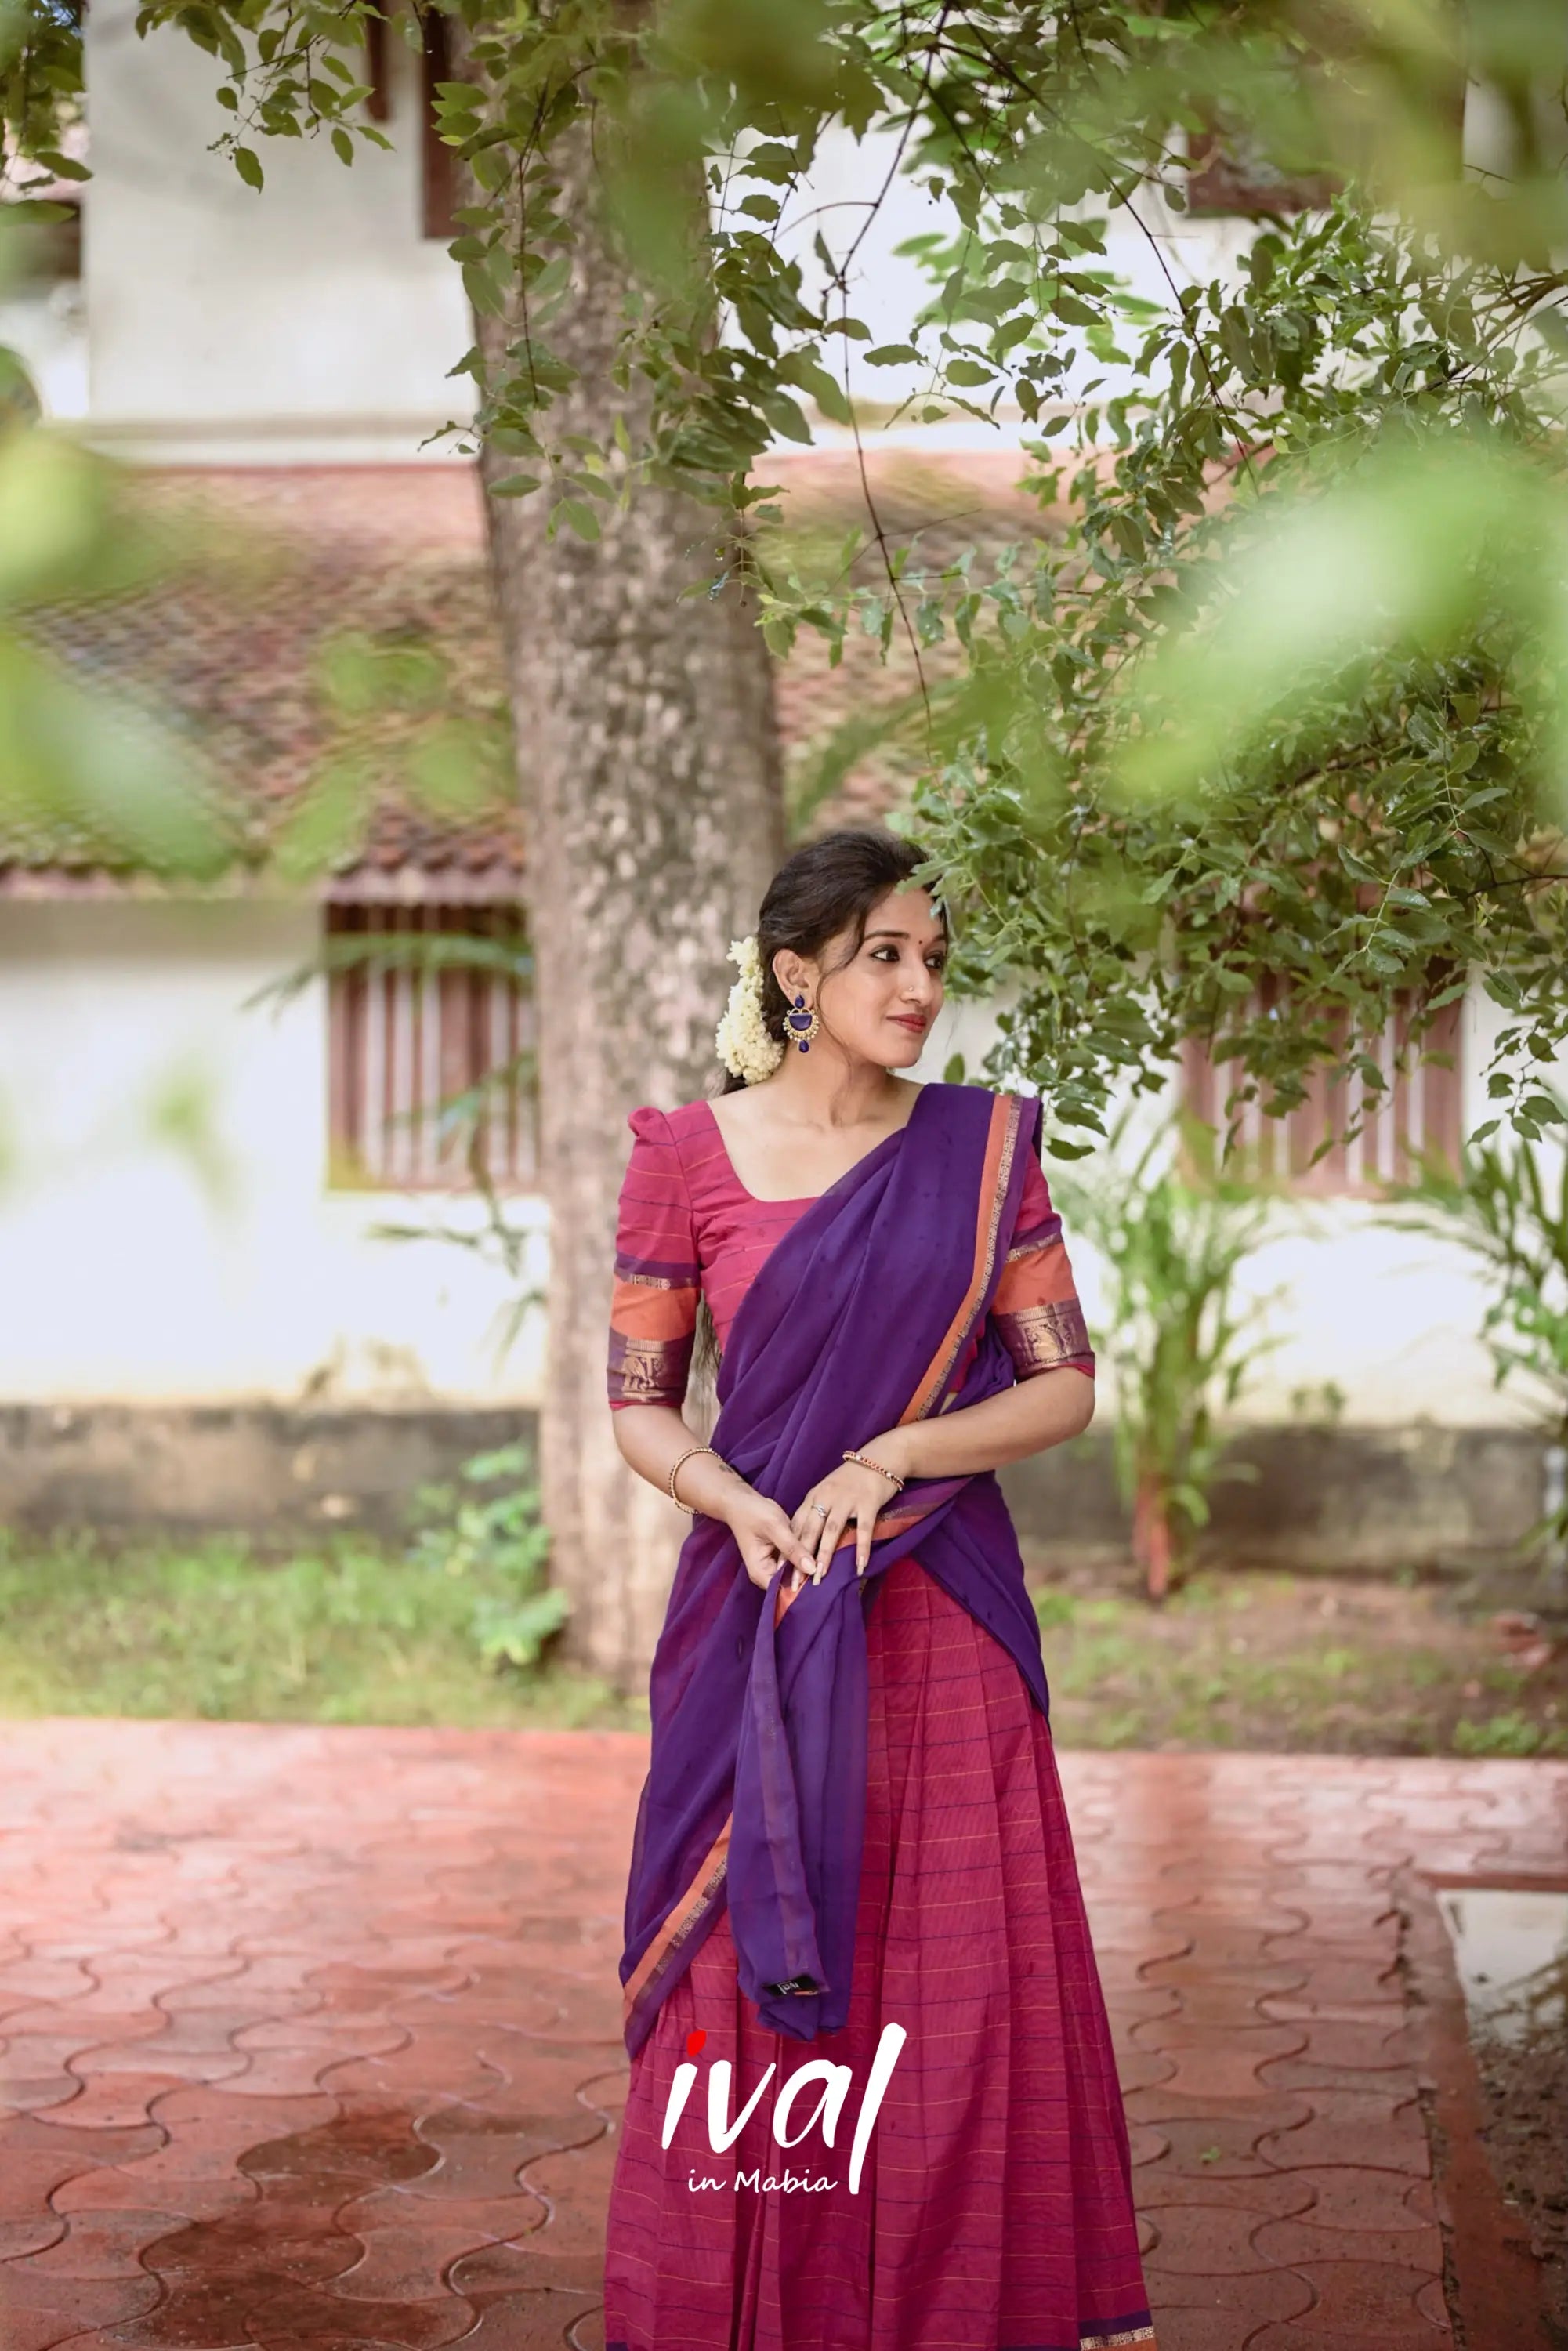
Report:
812,1502,828,1518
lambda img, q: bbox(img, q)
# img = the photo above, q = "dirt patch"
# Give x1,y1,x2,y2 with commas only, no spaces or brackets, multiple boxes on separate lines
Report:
1023,1558,1568,1756
1471,2015,1568,2345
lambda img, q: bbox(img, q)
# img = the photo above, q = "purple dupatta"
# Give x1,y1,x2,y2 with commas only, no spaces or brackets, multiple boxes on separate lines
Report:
618,1084,1051,2057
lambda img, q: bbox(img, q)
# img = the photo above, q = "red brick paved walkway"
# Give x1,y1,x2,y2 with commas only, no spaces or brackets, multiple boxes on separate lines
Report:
0,1722,1563,2351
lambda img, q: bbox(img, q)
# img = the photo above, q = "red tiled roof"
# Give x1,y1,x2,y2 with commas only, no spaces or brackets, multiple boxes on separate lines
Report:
5,451,1052,899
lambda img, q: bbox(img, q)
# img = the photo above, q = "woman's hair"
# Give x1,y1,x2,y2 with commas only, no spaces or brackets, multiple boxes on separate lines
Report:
721,826,943,1094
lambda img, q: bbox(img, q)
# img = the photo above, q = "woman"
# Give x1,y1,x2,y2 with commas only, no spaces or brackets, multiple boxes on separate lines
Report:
602,828,1156,2351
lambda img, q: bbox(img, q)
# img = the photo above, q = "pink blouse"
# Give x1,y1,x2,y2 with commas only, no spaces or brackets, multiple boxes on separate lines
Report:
607,1098,1094,1412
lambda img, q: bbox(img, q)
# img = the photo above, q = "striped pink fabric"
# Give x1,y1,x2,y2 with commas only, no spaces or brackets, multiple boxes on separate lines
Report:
604,1557,1155,2350
614,1099,815,1352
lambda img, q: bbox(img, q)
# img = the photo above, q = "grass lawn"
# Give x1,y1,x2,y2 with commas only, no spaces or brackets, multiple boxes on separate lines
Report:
0,1529,648,1731
0,1531,1563,1754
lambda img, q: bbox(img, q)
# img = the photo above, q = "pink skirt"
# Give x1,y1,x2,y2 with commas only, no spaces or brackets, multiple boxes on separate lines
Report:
603,1557,1157,2351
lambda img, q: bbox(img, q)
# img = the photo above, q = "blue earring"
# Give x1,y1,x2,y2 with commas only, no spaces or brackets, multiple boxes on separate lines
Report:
785,993,820,1053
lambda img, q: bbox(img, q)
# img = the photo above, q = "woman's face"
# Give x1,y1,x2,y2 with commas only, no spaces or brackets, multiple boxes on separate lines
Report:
780,885,948,1071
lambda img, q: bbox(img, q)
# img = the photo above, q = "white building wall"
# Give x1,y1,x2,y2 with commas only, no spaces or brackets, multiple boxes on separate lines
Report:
67,34,1244,469
0,905,1542,1428
770,127,1266,446
0,285,89,424
1224,983,1555,1432
81,0,472,462
0,902,543,1405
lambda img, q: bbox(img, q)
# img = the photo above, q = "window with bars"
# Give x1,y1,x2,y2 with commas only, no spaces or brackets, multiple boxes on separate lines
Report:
325,905,537,1191
1181,984,1464,1195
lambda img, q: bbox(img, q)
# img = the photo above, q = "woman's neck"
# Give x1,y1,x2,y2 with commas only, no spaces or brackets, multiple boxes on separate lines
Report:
761,1046,907,1130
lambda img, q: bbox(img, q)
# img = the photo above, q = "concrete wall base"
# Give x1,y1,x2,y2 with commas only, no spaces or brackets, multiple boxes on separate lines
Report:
1005,1422,1541,1574
0,1403,528,1548
0,1404,1543,1572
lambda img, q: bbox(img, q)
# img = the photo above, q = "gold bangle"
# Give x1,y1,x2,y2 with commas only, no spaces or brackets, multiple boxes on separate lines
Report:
842,1448,904,1494
669,1444,721,1516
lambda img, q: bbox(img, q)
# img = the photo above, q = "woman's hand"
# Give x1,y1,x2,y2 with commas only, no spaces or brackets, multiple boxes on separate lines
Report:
791,1446,907,1581
719,1483,821,1596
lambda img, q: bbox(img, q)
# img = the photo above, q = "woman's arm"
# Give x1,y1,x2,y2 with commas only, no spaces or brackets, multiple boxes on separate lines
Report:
612,1404,819,1592
870,1365,1094,1482
790,1367,1094,1577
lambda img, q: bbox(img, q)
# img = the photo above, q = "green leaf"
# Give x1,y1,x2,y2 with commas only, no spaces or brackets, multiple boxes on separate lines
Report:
761,391,813,444
462,256,508,319
331,127,353,166
780,356,851,426
234,146,264,192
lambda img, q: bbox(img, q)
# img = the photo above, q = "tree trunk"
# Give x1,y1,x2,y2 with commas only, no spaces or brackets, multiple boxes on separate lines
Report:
1132,1470,1173,1603
452,66,786,1685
